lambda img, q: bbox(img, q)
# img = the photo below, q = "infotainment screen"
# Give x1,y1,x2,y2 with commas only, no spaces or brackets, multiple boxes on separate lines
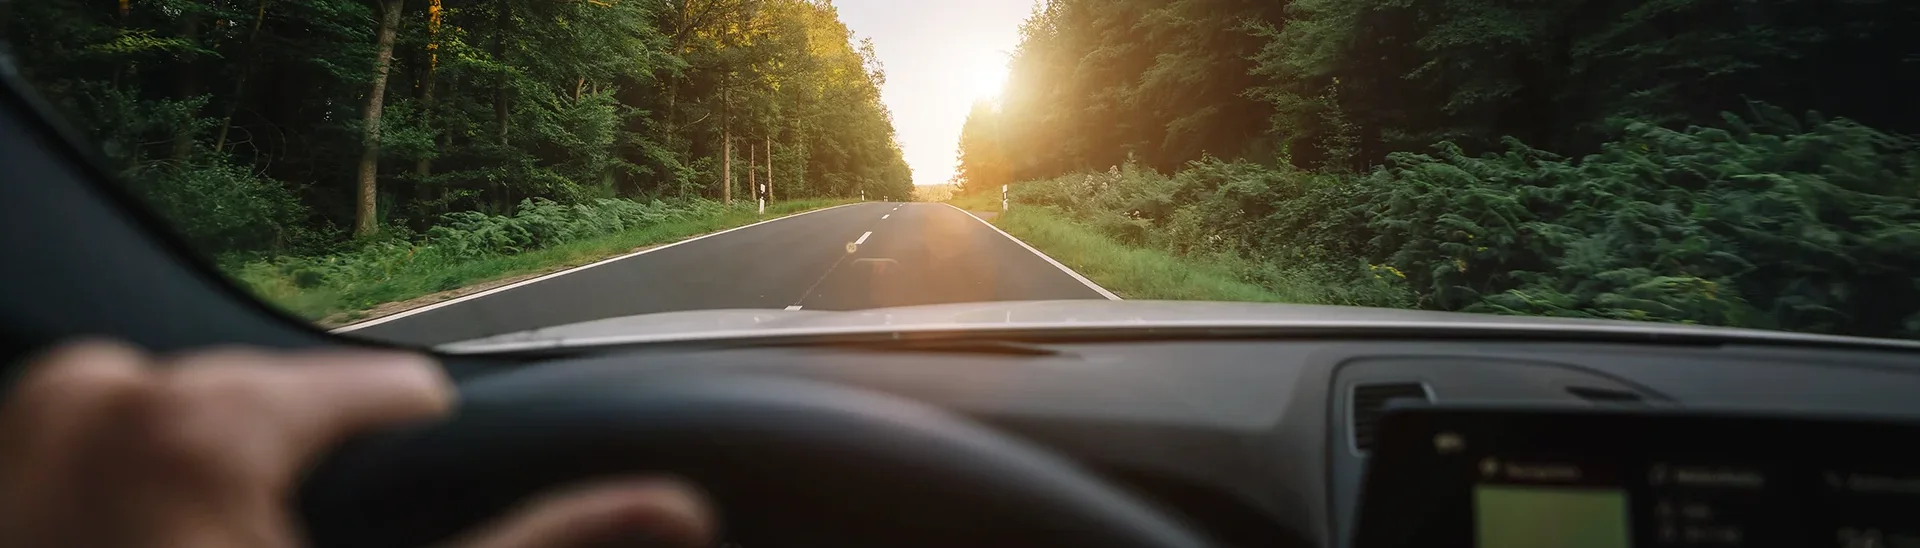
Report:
1351,408,1920,548
1475,484,1630,548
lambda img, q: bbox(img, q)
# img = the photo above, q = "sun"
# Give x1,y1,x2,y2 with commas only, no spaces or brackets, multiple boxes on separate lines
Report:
969,59,1009,100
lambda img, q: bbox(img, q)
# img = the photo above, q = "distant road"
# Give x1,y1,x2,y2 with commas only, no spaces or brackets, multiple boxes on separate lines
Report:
337,202,1117,346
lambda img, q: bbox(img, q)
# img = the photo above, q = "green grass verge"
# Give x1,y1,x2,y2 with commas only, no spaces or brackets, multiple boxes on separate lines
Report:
990,206,1407,306
232,199,855,325
945,191,1004,212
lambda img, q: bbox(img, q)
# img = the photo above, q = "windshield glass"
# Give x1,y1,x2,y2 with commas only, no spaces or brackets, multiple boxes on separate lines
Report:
6,0,1917,347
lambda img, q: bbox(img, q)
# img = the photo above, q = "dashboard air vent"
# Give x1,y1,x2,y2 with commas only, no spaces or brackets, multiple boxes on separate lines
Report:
1351,382,1432,453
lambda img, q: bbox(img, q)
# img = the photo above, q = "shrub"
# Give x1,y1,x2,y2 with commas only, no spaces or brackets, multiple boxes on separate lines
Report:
1010,104,1920,339
242,197,733,298
1358,106,1920,337
124,157,308,255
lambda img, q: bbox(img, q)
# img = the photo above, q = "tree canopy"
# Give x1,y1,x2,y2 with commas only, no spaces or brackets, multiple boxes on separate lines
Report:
7,0,913,250
969,0,1920,338
980,0,1917,176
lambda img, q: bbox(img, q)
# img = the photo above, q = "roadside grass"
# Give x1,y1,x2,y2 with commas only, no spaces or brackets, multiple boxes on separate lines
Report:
231,199,854,325
945,191,1004,212
992,205,1409,306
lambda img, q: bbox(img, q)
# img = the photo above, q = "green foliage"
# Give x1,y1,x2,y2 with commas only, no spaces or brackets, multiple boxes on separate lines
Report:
8,0,909,256
231,197,847,320
952,99,1011,194
288,197,720,286
992,0,1282,180
1005,106,1920,338
973,0,1920,339
1245,0,1919,167
1363,107,1920,337
125,156,313,254
1009,161,1415,309
427,198,724,259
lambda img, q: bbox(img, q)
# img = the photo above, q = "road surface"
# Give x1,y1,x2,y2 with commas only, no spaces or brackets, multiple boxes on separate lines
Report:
338,202,1117,346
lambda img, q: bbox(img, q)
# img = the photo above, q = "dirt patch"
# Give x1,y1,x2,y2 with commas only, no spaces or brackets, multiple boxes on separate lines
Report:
317,242,666,329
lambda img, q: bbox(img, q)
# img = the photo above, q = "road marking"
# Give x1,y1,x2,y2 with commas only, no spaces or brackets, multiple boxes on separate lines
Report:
331,202,870,333
854,231,872,245
942,203,1122,301
881,214,889,219
784,305,803,311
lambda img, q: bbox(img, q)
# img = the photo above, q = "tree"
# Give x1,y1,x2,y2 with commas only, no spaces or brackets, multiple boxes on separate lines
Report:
995,0,1280,181
953,99,1009,194
353,0,405,237
9,0,913,252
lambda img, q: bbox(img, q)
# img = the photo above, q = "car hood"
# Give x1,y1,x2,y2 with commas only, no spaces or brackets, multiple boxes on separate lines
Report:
437,300,1920,353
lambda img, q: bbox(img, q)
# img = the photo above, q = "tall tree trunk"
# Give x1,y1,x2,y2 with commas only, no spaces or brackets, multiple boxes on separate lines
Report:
721,86,731,204
748,136,756,200
766,135,773,201
414,0,443,178
493,0,512,147
352,0,405,237
214,0,268,153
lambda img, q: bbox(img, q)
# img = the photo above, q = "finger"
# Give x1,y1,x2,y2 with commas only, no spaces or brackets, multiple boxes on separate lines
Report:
155,348,454,486
0,340,153,527
451,479,715,548
0,339,152,463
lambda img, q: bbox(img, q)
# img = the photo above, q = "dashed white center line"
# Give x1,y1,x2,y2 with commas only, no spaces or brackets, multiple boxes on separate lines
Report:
854,231,872,245
784,305,803,311
882,214,890,219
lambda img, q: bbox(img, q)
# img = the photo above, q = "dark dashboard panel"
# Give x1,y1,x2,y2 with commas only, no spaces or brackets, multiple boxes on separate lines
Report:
1354,408,1920,548
1328,355,1671,547
551,338,1920,548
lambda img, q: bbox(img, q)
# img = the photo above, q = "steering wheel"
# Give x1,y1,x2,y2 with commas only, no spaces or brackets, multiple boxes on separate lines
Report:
298,365,1213,548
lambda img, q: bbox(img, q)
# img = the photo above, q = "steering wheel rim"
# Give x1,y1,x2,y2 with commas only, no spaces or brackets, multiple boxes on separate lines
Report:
299,367,1213,548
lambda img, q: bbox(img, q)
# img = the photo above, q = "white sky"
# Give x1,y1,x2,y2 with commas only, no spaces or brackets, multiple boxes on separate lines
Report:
832,0,1037,186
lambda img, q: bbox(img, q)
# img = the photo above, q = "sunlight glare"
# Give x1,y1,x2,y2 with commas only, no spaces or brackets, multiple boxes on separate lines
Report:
970,59,1010,100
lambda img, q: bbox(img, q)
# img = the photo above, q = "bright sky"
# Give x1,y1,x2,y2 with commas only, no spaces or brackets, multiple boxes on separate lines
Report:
832,0,1036,186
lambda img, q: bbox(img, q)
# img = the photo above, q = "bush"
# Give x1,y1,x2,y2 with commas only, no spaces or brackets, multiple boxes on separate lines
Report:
245,197,732,296
1009,159,1411,308
1010,105,1920,339
425,198,725,260
1358,106,1920,337
124,157,309,255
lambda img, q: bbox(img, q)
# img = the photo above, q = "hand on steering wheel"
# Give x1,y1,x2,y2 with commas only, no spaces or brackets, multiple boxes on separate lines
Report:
0,340,714,548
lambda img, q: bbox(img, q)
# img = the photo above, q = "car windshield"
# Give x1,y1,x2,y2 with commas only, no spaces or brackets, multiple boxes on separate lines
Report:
5,0,1917,347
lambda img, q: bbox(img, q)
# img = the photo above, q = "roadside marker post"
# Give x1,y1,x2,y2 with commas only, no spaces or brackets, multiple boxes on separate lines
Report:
758,184,767,215
1002,184,1008,212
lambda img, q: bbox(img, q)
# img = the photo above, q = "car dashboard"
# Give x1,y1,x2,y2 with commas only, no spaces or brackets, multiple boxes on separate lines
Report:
486,337,1920,548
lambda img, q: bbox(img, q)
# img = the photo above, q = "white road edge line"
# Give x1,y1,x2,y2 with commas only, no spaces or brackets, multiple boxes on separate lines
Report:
784,305,803,311
332,202,871,333
881,214,889,219
854,231,872,245
942,203,1122,301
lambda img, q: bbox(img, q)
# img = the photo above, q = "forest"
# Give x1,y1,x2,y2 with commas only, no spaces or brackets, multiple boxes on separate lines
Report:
956,0,1920,338
7,0,911,252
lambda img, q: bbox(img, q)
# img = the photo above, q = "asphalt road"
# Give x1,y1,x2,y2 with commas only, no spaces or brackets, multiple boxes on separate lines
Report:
338,202,1117,346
